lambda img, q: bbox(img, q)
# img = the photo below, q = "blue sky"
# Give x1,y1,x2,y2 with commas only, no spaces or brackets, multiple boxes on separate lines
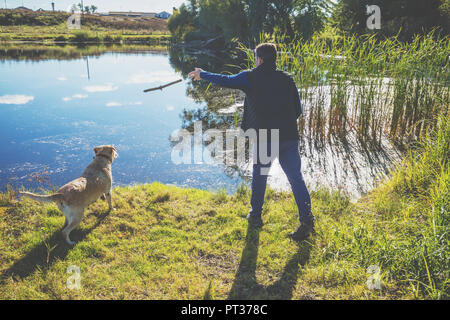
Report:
2,0,185,13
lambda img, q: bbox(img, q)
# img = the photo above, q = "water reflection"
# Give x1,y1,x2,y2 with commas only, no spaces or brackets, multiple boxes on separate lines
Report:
169,47,405,198
0,44,404,198
0,44,241,193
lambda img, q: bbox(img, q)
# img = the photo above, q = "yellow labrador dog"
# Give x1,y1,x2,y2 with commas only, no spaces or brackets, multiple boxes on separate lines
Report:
20,145,118,245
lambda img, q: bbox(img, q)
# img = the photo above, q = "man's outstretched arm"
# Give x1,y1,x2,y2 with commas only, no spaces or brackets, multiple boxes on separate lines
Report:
188,68,250,91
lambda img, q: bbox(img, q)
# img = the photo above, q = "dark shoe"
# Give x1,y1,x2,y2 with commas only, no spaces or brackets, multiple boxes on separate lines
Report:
289,221,314,242
246,213,263,228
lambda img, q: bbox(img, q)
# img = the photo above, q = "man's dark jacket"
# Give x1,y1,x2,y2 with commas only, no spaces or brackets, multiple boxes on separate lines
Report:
201,62,302,141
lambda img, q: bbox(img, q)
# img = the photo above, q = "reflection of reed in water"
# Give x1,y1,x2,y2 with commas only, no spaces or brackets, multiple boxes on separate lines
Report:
177,102,404,198
171,33,448,196
239,33,449,146
176,81,405,198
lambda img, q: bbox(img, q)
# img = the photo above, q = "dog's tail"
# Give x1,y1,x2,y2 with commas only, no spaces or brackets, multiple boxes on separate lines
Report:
19,192,63,203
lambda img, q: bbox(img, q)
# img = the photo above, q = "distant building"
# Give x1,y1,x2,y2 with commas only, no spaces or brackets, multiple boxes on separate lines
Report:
108,11,156,18
156,11,171,19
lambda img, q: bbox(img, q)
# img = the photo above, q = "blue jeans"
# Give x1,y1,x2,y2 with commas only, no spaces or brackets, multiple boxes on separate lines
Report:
250,139,313,224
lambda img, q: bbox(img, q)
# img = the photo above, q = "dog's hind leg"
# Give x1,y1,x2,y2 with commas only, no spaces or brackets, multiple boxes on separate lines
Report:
57,201,68,229
62,209,84,246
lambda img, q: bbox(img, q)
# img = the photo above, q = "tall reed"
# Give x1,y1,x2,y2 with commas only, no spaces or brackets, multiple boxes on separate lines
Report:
239,32,449,146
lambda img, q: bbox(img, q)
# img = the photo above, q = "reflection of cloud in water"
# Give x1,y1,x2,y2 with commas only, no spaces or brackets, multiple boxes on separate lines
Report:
127,70,179,84
0,95,34,105
84,83,118,93
106,102,122,107
63,94,88,101
72,121,96,127
31,135,91,151
106,101,143,107
217,103,241,114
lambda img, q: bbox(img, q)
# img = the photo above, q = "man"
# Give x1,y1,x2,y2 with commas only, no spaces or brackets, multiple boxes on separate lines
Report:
188,43,314,241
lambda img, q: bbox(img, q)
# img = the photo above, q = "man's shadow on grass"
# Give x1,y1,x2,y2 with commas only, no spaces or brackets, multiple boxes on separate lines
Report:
228,224,312,300
0,210,110,284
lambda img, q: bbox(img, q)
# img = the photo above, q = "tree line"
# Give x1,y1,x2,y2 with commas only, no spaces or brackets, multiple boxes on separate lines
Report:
70,3,98,14
168,0,449,43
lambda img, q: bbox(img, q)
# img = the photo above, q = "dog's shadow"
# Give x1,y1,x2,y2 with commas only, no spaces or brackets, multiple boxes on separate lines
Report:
0,210,110,284
228,224,312,300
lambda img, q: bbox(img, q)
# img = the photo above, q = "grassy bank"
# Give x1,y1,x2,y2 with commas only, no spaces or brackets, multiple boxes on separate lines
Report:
0,10,170,44
0,26,171,45
0,117,447,300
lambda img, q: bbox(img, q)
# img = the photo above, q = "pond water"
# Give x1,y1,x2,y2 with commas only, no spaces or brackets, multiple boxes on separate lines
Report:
0,46,245,192
0,44,403,198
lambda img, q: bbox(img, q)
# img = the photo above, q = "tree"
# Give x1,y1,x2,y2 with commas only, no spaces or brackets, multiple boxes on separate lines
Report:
266,0,297,39
197,0,248,41
331,0,449,41
167,0,332,44
168,3,196,41
90,5,97,13
294,0,332,40
70,4,78,13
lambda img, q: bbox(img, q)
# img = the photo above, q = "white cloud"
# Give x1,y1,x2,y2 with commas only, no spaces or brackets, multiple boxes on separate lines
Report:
106,102,122,107
127,71,178,84
57,77,67,81
167,105,174,111
0,95,34,105
84,83,118,93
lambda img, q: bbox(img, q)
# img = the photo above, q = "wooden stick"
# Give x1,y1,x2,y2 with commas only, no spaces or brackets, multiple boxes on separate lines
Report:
143,79,183,93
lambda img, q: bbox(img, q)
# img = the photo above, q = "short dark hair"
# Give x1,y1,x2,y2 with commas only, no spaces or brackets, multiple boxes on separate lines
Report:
255,43,277,65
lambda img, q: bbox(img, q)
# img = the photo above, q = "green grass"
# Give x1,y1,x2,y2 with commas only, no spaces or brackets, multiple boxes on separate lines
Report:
0,16,171,45
0,25,171,45
0,117,448,300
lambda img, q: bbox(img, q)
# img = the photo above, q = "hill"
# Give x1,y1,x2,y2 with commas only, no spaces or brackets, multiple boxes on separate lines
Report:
0,9,168,31
0,9,170,43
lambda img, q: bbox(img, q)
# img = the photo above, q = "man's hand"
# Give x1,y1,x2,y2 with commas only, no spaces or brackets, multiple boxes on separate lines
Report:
188,68,203,81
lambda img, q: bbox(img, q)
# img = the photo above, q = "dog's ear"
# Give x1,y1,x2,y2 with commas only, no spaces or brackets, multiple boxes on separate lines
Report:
108,146,118,159
93,146,102,155
112,148,119,159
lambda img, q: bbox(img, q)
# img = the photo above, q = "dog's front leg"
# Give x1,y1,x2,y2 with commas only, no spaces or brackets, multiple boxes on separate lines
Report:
106,192,115,211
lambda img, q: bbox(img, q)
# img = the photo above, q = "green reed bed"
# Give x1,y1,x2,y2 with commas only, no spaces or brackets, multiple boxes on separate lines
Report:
240,32,449,146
